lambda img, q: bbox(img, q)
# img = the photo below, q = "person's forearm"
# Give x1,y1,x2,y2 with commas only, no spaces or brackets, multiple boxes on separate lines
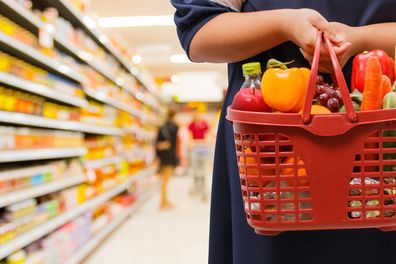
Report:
189,10,289,63
352,23,396,57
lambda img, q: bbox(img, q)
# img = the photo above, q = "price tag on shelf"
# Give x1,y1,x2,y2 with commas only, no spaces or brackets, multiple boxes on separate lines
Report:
39,25,54,49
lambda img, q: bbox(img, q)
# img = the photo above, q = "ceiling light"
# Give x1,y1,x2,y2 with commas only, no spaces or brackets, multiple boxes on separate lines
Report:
171,75,180,83
98,15,174,28
132,55,142,64
169,54,191,64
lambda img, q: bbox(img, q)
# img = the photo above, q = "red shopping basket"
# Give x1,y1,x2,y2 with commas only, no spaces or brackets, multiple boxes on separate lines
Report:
227,32,396,236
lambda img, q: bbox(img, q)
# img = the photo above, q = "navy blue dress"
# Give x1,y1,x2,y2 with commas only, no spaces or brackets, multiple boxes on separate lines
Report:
171,1,396,263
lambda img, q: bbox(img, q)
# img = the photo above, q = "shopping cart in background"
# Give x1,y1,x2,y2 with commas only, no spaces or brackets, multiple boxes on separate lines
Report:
189,142,211,201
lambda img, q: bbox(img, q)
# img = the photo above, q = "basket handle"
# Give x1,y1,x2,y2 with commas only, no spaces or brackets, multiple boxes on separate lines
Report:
302,31,358,124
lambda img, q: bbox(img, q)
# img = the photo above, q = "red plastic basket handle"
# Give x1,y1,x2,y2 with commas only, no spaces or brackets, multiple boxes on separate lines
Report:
302,31,358,124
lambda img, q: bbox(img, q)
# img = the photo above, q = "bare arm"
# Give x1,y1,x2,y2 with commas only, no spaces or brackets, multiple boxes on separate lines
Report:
189,8,346,63
352,23,396,57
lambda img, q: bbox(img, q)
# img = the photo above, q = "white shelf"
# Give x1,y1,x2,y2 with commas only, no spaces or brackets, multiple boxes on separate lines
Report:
0,31,85,84
0,174,86,208
0,147,87,163
0,72,87,107
48,0,162,99
0,111,124,136
0,165,157,260
54,36,122,86
84,88,143,119
84,156,124,169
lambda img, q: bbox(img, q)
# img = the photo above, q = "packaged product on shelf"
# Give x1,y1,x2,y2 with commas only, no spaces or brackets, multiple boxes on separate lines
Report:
6,250,26,264
3,199,37,222
85,135,121,160
80,100,118,127
0,126,84,150
0,159,84,195
0,15,38,48
0,51,84,99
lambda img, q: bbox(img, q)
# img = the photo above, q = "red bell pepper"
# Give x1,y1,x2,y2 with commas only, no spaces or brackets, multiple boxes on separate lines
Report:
351,50,395,93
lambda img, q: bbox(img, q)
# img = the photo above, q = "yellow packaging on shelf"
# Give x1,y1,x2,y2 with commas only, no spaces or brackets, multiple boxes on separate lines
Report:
77,184,87,204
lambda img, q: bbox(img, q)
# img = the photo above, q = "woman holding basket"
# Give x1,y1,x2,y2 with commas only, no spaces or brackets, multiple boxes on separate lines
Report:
171,1,396,263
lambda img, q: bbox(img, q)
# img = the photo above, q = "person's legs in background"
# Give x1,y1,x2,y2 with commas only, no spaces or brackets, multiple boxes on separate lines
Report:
159,165,174,209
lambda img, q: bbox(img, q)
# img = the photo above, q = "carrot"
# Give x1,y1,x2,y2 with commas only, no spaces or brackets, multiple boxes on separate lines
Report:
381,75,392,100
361,56,383,111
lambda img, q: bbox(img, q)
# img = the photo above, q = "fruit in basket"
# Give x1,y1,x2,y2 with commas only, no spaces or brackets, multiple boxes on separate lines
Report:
232,87,270,112
351,50,395,93
240,147,259,175
298,105,331,114
261,59,310,113
361,57,383,111
280,156,308,186
315,75,343,112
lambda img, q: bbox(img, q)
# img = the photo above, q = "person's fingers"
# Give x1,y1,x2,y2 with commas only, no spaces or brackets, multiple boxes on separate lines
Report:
311,14,344,45
332,42,352,56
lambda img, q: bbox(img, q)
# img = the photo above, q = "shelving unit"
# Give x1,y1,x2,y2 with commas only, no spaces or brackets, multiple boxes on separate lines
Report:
84,88,143,119
0,165,157,260
0,0,163,115
0,174,86,208
39,0,162,102
0,0,162,261
0,31,85,84
0,72,87,107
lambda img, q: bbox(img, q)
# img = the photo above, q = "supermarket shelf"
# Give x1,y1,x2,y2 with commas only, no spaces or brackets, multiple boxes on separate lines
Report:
0,0,131,97
0,174,86,208
0,147,87,163
0,31,85,84
0,0,163,106
0,72,87,108
0,165,157,260
84,156,124,169
42,0,161,99
0,111,124,136
65,185,159,264
54,36,123,88
84,88,143,119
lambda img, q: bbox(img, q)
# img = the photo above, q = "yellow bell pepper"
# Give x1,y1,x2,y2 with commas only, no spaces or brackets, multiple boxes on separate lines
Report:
262,59,310,113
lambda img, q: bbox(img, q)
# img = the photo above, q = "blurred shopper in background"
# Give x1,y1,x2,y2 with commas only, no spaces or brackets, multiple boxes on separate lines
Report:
156,110,179,209
188,109,210,200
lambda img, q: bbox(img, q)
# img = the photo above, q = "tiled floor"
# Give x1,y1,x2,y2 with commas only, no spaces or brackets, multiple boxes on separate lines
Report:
85,175,211,264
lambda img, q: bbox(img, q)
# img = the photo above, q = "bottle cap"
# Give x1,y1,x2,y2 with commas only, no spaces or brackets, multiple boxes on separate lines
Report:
242,62,261,75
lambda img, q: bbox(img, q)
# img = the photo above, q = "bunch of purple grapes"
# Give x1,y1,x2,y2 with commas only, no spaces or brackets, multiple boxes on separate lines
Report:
315,75,343,112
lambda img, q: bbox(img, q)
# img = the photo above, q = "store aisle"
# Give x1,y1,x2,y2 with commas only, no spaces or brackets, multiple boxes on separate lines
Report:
85,175,211,264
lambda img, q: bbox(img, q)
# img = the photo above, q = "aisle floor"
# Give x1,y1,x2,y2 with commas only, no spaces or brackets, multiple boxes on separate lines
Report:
85,175,211,264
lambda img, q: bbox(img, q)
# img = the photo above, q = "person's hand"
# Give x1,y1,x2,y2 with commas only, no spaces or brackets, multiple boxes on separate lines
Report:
299,22,361,73
286,9,345,56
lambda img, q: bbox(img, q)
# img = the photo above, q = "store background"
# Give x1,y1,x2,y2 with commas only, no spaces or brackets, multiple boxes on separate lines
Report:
0,0,225,264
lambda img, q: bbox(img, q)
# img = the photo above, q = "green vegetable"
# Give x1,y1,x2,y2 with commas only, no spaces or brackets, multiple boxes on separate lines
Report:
340,101,360,112
382,88,396,171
